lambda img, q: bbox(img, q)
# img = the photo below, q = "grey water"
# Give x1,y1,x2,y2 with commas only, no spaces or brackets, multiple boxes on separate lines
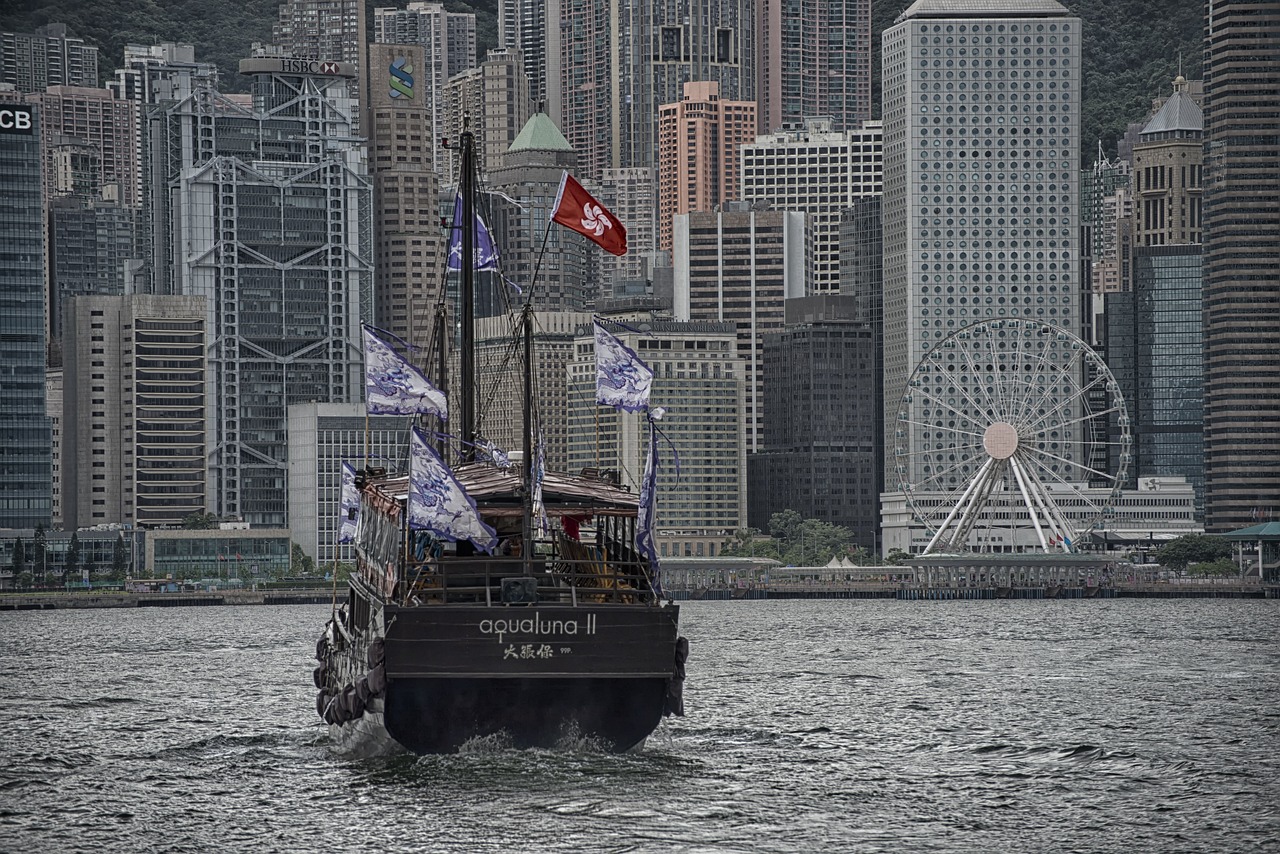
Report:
1,601,1277,853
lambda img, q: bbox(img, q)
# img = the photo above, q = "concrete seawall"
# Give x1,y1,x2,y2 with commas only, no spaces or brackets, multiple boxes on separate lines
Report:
0,589,335,610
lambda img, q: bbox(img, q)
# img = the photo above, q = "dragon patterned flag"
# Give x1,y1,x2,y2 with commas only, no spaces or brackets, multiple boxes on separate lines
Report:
363,326,448,418
551,171,628,256
408,427,498,554
446,193,501,272
636,413,661,586
338,462,360,544
594,320,652,412
531,437,548,535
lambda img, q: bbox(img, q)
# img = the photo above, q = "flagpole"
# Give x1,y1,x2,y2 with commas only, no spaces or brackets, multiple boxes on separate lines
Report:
521,303,534,577
526,219,555,306
460,120,477,463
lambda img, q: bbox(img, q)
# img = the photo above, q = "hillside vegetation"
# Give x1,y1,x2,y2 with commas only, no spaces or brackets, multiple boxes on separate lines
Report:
5,0,1200,163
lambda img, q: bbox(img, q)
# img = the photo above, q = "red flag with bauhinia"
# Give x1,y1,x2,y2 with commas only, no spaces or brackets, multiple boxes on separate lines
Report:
550,171,628,256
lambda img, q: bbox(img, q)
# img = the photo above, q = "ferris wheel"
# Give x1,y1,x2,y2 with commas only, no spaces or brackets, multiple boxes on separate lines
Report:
894,319,1131,555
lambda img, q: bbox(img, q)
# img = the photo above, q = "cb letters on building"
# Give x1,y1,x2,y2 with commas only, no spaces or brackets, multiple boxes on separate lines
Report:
0,108,33,134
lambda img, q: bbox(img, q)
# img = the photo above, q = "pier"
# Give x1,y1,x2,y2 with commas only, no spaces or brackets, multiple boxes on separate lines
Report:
664,554,1275,601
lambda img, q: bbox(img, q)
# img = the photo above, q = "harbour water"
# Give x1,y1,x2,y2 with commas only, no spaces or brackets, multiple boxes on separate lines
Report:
1,600,1276,852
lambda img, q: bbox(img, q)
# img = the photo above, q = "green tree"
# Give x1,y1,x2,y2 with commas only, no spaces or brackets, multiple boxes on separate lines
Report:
291,542,316,576
109,534,128,581
11,537,26,576
1154,534,1232,572
767,510,804,545
1187,557,1237,577
66,532,81,581
18,570,33,590
33,524,47,586
885,548,911,566
182,513,219,530
718,528,783,561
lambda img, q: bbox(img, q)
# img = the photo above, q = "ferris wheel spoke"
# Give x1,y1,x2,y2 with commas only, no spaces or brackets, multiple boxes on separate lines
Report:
909,384,996,433
958,329,1005,422
896,442,983,461
981,324,1013,422
1017,347,1089,431
1013,328,1062,418
1020,368,1105,435
913,447,989,493
1025,451,1110,519
1023,443,1120,486
896,418,987,441
1036,404,1124,436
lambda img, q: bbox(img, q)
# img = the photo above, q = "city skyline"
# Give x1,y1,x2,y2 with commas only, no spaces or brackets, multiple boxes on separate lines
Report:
0,0,1274,563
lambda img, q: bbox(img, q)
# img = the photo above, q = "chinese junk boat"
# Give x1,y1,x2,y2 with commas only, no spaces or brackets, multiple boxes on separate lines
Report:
312,125,686,754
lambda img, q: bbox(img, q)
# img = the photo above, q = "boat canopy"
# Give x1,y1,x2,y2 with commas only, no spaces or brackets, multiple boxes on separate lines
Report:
363,463,640,519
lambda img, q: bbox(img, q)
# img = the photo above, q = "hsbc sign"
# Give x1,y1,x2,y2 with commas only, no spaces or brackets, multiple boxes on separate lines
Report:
0,106,33,134
238,57,356,78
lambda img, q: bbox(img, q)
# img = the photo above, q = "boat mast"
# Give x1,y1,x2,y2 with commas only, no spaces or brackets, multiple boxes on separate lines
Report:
459,119,476,463
522,302,533,575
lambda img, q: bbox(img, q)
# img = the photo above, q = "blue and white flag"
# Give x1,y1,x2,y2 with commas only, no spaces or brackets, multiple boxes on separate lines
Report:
364,326,448,418
531,436,548,536
338,462,360,544
476,437,511,469
594,320,652,413
408,427,498,553
636,411,661,587
447,193,501,272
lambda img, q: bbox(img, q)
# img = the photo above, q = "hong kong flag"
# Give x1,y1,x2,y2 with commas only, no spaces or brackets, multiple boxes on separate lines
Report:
550,171,628,256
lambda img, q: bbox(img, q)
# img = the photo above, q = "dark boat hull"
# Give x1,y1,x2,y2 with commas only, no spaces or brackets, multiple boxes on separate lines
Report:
325,602,683,754
383,675,669,752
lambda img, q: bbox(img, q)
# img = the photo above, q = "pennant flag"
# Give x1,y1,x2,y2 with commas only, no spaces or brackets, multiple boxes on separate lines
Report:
408,427,498,554
531,435,548,536
476,437,511,469
338,462,360,544
594,320,652,412
636,411,661,592
551,171,628,256
363,326,448,418
447,193,501,272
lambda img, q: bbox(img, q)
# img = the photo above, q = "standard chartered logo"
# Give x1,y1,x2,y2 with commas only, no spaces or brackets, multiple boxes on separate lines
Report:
389,56,414,99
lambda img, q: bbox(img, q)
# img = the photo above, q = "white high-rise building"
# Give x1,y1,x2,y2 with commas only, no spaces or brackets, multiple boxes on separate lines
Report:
881,0,1082,481
739,118,882,295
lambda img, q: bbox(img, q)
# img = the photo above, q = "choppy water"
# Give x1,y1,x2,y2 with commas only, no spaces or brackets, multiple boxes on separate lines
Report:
1,600,1277,852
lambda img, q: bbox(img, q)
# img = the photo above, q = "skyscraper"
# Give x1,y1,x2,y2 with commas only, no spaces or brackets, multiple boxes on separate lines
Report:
0,24,99,92
0,102,52,528
739,118,882,295
147,58,372,526
486,113,593,312
62,294,208,530
757,0,873,134
749,295,880,546
374,2,478,175
560,0,755,179
272,0,365,65
367,42,444,353
28,85,140,210
567,320,746,559
656,81,757,253
672,208,805,452
1201,0,1280,529
881,0,1082,481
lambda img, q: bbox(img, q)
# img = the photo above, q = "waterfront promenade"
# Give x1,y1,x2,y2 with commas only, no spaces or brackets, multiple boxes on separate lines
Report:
0,588,334,610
